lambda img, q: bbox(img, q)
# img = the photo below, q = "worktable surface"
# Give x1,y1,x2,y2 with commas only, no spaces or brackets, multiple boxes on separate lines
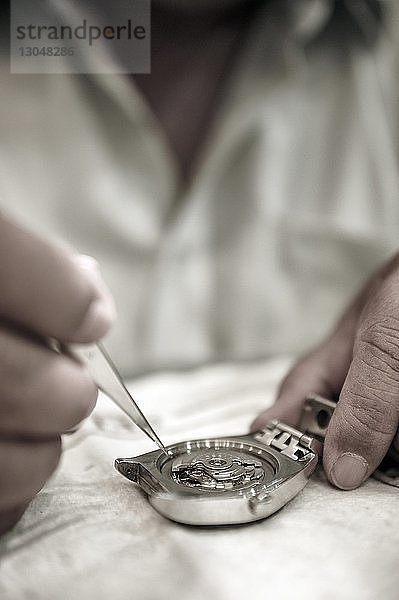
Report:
1,358,397,600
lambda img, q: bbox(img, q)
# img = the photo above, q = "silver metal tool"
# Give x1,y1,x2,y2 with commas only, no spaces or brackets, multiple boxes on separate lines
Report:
68,343,167,454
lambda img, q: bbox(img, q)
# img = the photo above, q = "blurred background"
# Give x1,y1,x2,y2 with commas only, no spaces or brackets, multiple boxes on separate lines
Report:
1,0,398,376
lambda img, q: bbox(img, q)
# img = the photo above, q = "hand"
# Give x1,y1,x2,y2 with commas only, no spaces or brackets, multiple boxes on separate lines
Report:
252,254,399,490
0,217,114,534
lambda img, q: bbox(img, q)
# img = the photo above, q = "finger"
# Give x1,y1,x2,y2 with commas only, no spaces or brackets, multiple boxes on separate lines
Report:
250,335,353,431
0,217,114,342
0,323,98,435
324,321,399,490
0,436,61,511
250,268,378,433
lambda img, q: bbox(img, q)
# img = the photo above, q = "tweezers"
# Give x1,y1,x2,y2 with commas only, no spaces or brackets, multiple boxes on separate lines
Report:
68,342,167,454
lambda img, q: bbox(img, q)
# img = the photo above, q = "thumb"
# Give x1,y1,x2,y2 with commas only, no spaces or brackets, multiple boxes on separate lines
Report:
0,217,115,342
324,316,399,490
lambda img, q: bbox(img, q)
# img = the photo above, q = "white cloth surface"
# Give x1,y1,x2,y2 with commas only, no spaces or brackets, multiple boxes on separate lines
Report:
1,2,399,376
0,358,398,600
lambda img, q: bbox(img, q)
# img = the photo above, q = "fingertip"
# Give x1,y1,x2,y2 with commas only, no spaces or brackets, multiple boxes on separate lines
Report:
69,255,116,343
325,452,369,490
70,296,115,343
0,221,116,342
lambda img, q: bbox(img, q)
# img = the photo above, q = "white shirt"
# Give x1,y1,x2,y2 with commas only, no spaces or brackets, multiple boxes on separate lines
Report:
1,0,398,376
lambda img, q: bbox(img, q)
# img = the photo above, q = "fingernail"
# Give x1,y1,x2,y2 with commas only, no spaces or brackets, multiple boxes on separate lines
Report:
329,452,368,490
74,297,115,342
73,254,114,306
72,254,116,341
73,254,101,280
